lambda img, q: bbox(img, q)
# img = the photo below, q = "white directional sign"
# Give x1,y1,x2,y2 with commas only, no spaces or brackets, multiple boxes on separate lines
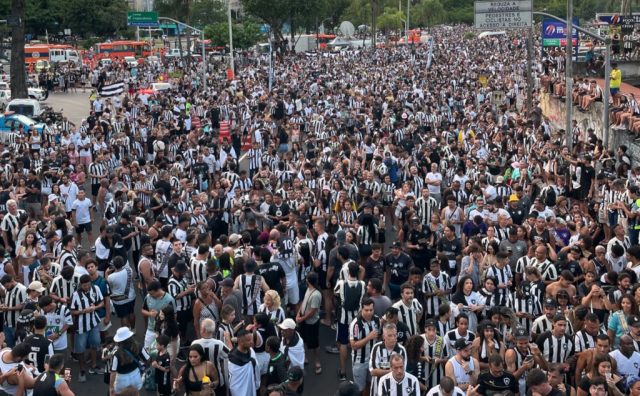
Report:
474,0,532,30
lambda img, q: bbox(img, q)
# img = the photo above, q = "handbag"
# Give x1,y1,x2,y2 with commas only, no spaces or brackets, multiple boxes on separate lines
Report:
111,266,133,302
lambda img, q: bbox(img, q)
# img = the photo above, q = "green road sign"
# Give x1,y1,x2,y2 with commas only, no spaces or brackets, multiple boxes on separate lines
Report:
127,11,159,27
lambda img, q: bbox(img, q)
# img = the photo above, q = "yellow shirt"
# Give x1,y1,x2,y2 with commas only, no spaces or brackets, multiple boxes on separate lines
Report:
611,69,622,89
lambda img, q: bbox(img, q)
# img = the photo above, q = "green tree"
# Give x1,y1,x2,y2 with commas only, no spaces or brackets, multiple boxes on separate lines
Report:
189,0,225,28
377,6,404,33
204,21,263,48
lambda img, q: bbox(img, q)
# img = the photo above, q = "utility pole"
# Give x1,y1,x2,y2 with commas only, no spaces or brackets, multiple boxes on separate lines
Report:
526,24,533,115
565,0,573,151
227,0,234,75
406,0,410,41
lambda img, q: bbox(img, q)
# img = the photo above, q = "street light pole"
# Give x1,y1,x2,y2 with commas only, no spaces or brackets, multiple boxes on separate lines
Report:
565,0,573,151
227,0,235,75
406,0,410,42
533,11,610,148
158,17,207,91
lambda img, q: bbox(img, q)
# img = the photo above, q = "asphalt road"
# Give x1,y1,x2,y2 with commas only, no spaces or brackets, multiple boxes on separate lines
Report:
43,91,349,396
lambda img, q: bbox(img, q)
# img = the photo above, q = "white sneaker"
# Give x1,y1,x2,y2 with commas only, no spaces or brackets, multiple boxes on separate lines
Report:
78,372,86,383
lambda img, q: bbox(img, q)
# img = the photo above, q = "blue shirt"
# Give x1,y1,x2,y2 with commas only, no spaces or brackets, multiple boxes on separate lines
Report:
91,275,110,318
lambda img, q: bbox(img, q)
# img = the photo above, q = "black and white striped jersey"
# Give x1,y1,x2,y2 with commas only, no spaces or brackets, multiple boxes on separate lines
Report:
422,272,452,317
189,257,208,285
49,275,80,304
191,337,231,387
415,196,439,224
239,274,263,317
377,372,421,396
1,211,22,246
536,331,574,364
88,162,108,185
59,249,78,268
32,263,62,296
70,285,104,334
507,294,540,334
168,276,192,312
445,329,476,353
349,315,380,364
4,283,27,328
392,299,423,337
369,342,407,395
574,329,603,354
484,265,513,306
422,334,448,389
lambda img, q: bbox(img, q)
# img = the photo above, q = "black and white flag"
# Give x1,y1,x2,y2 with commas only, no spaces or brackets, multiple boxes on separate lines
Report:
99,81,125,97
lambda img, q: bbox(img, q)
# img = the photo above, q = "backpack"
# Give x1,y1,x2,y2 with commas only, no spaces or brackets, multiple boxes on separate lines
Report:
343,281,363,312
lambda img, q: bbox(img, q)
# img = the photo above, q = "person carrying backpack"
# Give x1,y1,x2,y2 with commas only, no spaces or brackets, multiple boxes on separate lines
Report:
333,261,366,381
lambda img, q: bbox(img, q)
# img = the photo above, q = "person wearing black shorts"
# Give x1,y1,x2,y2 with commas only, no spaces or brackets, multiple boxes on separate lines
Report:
297,272,323,375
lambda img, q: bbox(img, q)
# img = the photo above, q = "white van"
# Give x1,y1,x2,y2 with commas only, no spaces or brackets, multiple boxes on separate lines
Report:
7,99,44,119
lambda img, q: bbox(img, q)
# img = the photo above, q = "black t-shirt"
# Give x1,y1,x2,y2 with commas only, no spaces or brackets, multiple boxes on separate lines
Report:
257,261,286,298
266,353,288,387
155,351,171,386
384,252,413,284
115,222,134,251
365,256,385,282
396,321,410,344
24,334,53,373
26,179,41,203
477,371,519,395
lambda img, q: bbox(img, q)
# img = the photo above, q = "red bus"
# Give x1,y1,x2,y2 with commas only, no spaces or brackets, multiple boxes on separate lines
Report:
95,41,152,60
317,34,336,49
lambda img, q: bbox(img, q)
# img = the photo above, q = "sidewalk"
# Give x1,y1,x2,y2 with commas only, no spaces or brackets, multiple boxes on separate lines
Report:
594,78,640,96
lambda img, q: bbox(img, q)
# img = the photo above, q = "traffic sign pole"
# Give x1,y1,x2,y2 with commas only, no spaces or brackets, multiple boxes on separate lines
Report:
565,0,573,151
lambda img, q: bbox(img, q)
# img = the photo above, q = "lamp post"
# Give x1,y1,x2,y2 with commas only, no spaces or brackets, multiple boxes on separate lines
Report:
158,17,207,91
533,12,611,147
227,0,234,75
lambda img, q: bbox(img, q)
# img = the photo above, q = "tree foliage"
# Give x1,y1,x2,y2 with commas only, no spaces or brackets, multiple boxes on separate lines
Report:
204,21,262,48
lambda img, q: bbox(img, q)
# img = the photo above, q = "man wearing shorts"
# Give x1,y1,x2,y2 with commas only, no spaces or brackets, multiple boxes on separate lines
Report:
106,256,137,330
71,189,94,247
70,274,105,382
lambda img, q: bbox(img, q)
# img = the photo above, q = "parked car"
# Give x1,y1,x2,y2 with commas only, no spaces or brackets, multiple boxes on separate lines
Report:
0,112,45,142
7,99,45,119
124,56,138,68
0,90,10,111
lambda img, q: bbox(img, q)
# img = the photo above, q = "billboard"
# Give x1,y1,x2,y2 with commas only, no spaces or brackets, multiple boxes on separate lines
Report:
542,18,579,47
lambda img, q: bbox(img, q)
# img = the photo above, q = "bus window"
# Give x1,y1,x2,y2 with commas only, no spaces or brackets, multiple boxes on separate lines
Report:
135,45,143,57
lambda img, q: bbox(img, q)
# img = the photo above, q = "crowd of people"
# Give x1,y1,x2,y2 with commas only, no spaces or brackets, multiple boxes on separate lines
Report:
0,22,638,396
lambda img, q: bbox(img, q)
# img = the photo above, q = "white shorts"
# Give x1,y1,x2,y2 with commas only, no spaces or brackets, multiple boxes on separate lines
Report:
285,283,300,305
352,361,370,391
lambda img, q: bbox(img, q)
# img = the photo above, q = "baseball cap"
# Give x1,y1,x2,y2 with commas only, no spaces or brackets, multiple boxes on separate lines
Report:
630,315,640,327
391,241,402,248
508,194,519,202
229,234,241,244
28,281,46,293
543,298,558,308
454,338,472,350
287,366,304,382
514,327,530,340
425,318,437,329
278,318,297,331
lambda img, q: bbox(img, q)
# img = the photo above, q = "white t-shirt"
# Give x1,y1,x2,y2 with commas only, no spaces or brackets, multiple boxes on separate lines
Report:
425,172,443,194
107,265,136,305
60,183,79,212
72,197,92,224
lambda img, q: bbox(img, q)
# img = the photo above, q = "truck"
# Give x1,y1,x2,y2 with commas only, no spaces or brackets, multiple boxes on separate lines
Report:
25,44,80,65
6,99,45,119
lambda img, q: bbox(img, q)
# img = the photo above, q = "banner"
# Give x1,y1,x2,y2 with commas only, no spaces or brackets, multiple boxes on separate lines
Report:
99,81,125,97
542,18,579,46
